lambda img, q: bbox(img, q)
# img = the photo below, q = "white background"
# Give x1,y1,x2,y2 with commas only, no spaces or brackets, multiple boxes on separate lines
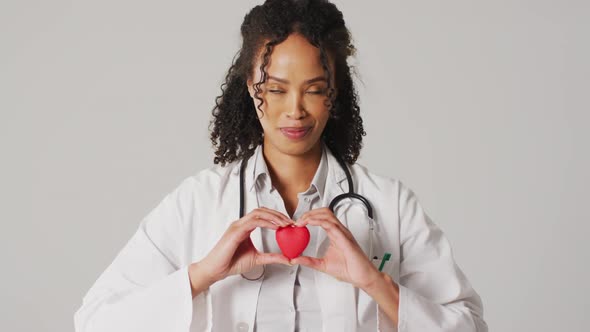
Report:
2,0,588,331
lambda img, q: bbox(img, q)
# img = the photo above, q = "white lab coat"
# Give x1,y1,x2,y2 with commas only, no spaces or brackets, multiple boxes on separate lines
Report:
74,147,487,332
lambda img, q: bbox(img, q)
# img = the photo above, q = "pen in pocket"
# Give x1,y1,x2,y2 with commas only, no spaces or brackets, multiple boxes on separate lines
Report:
371,252,391,272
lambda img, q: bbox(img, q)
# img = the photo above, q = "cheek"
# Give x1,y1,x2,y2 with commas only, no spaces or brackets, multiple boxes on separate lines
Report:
307,96,332,113
256,107,279,131
313,107,331,124
316,112,331,133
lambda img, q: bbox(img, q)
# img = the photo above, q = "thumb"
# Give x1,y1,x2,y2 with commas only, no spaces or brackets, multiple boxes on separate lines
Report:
256,252,291,266
290,256,324,272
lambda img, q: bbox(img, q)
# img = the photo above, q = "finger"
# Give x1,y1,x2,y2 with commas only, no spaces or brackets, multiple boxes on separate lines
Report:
295,211,316,227
222,220,278,254
257,207,292,222
255,252,291,266
296,209,323,224
256,207,292,224
311,208,341,224
297,216,351,244
300,207,332,217
248,208,292,226
295,208,338,227
295,213,341,230
294,218,309,227
290,256,325,272
239,218,280,234
308,212,353,239
217,218,279,261
242,210,289,227
302,207,334,218
229,219,279,245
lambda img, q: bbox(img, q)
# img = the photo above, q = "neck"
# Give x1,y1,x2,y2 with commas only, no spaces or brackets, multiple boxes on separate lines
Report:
262,141,323,194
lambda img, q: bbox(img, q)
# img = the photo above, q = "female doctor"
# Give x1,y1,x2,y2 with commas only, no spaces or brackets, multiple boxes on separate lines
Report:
75,0,487,331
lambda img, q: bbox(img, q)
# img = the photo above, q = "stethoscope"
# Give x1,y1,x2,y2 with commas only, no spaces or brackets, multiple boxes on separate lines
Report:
239,149,375,281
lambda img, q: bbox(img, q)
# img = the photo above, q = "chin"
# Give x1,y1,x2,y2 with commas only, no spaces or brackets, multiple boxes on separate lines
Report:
269,136,320,156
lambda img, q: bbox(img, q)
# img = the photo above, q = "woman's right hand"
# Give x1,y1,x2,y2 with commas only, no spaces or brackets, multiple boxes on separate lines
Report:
189,207,292,296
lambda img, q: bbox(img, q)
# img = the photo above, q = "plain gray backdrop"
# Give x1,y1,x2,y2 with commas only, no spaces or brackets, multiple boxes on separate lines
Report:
2,0,588,331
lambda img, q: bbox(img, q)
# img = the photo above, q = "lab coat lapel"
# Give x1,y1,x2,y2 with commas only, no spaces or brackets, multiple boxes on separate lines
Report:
244,158,265,259
237,152,265,281
208,157,264,332
313,149,359,331
215,156,264,251
226,154,265,256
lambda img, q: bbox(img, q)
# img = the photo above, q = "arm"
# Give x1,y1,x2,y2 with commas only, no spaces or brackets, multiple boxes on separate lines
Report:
74,177,197,332
362,271,400,325
291,181,488,331
188,261,215,298
394,181,488,332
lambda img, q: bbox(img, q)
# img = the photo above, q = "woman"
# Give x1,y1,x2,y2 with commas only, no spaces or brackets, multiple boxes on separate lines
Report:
75,0,487,331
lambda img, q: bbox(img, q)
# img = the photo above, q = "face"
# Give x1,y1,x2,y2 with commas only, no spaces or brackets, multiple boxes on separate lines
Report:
247,33,335,158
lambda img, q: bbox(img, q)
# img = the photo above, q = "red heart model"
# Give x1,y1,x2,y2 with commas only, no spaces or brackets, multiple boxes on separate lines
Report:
276,225,310,259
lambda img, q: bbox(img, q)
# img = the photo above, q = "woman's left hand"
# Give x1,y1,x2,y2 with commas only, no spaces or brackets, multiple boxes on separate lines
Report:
291,207,381,290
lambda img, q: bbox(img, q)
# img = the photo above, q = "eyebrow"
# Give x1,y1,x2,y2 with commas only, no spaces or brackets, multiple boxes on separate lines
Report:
267,75,327,84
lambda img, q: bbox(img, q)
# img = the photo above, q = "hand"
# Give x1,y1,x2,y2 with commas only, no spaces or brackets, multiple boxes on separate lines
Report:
194,208,292,286
291,208,381,290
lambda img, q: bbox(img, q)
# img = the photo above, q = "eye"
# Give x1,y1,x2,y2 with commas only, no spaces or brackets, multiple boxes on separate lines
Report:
306,89,326,95
269,90,285,94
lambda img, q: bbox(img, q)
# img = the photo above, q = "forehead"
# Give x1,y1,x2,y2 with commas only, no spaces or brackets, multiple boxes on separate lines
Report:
253,33,331,81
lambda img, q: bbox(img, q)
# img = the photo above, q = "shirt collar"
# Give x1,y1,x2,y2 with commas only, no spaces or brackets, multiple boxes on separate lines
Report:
249,142,329,201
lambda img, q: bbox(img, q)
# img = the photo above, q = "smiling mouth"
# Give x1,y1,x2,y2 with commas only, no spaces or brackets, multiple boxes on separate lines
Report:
280,127,311,140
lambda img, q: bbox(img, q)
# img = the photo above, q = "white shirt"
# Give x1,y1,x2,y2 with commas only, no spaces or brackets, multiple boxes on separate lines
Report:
251,143,328,332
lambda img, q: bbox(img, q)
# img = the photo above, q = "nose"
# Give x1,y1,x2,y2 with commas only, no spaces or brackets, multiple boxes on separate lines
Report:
285,92,306,119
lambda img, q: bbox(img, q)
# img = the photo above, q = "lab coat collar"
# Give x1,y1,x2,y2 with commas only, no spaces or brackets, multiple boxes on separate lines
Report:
248,142,333,202
229,142,346,185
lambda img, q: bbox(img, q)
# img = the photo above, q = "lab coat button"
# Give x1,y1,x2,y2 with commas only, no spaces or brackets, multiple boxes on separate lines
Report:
236,322,249,331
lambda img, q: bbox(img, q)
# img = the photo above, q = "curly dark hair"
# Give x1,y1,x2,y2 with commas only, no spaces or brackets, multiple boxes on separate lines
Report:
209,0,366,166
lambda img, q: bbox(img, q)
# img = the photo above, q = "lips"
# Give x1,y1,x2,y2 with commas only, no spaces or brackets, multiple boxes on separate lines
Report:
280,126,311,140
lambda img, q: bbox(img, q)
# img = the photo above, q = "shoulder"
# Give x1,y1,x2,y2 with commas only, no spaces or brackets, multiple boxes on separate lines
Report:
349,162,408,193
349,161,422,207
176,160,241,194
349,163,428,225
